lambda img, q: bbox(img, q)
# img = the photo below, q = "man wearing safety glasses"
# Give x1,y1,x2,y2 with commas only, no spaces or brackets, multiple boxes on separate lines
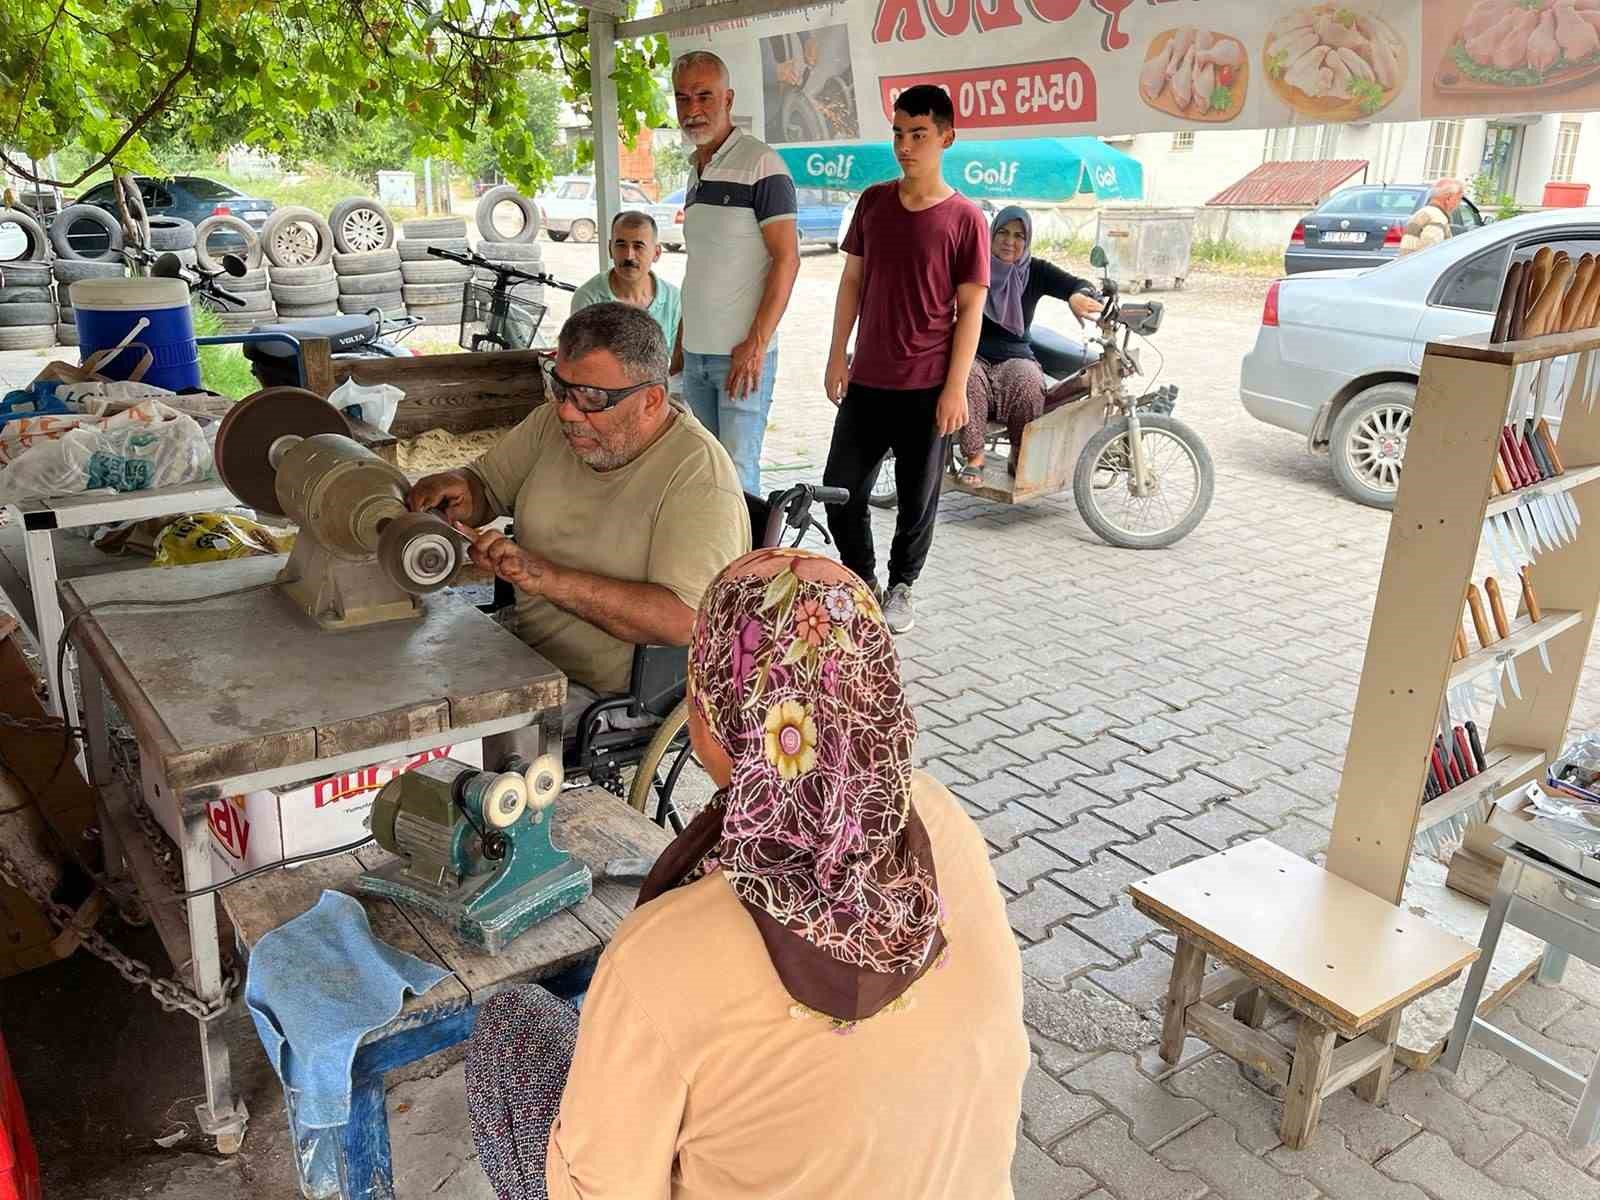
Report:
407,303,750,733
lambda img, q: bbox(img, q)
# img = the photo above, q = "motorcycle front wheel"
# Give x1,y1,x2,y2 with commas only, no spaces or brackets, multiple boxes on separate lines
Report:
1073,413,1213,549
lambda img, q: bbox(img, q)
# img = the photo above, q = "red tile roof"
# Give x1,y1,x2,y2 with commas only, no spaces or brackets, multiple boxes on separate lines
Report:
1208,159,1369,207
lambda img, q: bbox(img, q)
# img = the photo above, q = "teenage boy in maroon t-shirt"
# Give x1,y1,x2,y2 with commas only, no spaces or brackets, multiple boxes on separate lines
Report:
822,84,989,633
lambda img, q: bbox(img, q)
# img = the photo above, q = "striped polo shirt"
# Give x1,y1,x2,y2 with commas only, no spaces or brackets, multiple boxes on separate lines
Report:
682,127,797,355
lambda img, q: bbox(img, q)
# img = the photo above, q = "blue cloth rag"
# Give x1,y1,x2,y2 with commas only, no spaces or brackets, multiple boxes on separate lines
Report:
245,890,451,1128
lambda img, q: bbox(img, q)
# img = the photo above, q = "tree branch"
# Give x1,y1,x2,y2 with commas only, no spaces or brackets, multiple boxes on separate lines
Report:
10,0,70,146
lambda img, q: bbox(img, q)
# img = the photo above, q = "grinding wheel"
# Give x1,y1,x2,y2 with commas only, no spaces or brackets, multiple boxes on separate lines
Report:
377,510,462,594
214,387,352,516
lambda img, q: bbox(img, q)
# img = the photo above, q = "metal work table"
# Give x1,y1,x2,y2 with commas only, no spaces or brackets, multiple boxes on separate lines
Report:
220,790,669,1199
61,553,566,1151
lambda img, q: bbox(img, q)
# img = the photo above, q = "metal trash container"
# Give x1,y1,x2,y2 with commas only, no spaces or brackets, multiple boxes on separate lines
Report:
1093,207,1198,292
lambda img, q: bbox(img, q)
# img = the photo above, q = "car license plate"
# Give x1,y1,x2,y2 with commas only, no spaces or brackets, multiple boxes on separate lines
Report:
245,212,267,223
1322,232,1365,244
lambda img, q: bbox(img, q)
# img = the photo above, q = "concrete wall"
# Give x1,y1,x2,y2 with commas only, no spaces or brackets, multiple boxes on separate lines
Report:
1195,205,1312,252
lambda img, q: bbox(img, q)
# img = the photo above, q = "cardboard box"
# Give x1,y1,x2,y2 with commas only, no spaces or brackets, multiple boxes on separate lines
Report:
205,741,483,880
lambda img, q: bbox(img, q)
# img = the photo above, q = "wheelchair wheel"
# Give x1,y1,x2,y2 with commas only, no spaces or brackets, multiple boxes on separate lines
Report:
626,699,716,832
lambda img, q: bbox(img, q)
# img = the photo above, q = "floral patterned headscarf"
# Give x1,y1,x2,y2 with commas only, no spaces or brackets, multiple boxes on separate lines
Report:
637,548,945,1024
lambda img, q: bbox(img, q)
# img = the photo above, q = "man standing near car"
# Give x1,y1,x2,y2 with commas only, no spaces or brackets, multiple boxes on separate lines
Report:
1398,179,1464,258
672,49,801,495
571,210,682,350
820,84,989,634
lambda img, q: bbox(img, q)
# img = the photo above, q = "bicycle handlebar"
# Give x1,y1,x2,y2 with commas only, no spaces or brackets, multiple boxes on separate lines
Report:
425,245,577,292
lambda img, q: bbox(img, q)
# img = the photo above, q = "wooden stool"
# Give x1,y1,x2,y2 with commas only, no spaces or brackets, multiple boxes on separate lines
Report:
1129,840,1479,1149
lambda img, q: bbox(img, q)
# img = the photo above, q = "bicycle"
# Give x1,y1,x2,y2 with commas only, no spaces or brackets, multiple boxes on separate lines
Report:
424,245,577,353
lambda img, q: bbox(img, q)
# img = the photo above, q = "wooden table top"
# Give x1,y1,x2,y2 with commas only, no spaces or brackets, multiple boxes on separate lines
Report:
221,788,672,1026
60,555,564,793
1130,839,1480,1032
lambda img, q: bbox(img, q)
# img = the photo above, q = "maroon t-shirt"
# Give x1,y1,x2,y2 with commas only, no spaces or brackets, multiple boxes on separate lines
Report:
843,182,990,391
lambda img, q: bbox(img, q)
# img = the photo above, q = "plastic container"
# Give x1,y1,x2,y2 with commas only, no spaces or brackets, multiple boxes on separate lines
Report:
1542,182,1591,208
68,277,199,392
1093,206,1198,292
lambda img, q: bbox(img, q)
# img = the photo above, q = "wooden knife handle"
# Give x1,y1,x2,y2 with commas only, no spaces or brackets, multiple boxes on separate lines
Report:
1485,576,1512,639
1466,583,1495,647
1453,627,1469,662
1492,457,1512,494
1492,260,1524,343
1579,260,1600,328
1528,259,1576,338
1510,256,1536,341
1565,257,1596,332
1537,418,1565,474
1520,567,1543,623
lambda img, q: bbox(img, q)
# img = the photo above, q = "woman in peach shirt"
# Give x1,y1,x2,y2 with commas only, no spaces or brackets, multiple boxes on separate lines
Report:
467,549,1029,1199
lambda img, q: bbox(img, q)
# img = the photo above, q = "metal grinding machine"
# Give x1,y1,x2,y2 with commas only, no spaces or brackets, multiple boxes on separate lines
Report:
213,387,465,629
356,752,590,952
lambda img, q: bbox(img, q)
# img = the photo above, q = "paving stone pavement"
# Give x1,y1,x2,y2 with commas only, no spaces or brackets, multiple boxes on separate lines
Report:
7,241,1600,1199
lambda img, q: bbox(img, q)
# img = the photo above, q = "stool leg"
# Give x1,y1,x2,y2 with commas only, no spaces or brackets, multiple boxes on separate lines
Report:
1440,857,1522,1075
1353,1009,1402,1105
1281,1017,1336,1150
1234,988,1268,1030
1538,946,1570,986
1161,938,1206,1064
335,1071,395,1200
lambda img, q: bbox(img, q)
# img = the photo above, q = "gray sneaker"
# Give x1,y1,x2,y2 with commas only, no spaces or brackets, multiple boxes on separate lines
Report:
882,583,915,633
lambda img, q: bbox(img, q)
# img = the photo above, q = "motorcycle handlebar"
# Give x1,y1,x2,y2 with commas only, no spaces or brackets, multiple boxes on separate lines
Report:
209,285,247,309
810,486,850,506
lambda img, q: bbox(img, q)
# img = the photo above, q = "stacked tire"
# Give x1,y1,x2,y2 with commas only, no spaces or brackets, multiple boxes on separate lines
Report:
326,197,402,321
1,206,59,349
396,216,471,327
193,214,272,332
50,259,126,346
471,186,546,321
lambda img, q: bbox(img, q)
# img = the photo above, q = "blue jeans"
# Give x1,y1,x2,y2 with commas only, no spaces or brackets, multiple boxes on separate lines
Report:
682,347,778,495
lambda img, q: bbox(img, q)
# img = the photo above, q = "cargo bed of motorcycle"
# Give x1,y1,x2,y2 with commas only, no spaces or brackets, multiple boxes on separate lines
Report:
944,392,1102,505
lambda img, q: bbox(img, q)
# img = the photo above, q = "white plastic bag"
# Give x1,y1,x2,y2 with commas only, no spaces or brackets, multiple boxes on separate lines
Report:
0,405,214,504
329,378,403,433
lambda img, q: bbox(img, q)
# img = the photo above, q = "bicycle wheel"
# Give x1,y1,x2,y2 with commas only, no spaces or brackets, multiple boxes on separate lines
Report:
1072,413,1213,549
626,700,717,832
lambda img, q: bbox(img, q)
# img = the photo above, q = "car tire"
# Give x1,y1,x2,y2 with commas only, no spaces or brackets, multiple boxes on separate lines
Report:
0,262,52,287
50,258,124,286
398,238,469,261
268,263,336,287
1329,382,1415,511
338,292,404,315
262,206,334,267
233,268,270,292
0,325,56,350
568,218,597,244
547,230,568,243
0,208,50,262
0,286,52,305
402,282,466,305
334,248,402,274
194,215,263,271
474,186,541,243
148,216,197,251
407,302,464,326
275,301,339,319
329,198,396,254
49,204,124,262
477,241,543,263
271,280,340,305
0,303,58,327
400,260,472,284
339,270,404,296
401,216,469,241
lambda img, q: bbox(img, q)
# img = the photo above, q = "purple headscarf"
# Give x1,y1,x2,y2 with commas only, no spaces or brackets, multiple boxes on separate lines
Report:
985,205,1032,337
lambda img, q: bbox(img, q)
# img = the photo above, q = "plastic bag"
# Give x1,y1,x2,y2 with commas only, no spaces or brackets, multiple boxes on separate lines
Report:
329,378,403,433
0,403,214,505
1547,734,1600,805
153,512,295,567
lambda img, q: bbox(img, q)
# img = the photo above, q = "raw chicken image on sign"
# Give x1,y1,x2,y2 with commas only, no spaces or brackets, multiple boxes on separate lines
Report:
1264,4,1408,121
1435,0,1600,97
1140,26,1250,123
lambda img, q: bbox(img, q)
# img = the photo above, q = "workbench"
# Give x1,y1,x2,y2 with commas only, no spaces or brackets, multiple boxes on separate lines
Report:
61,553,566,1152
221,790,669,1200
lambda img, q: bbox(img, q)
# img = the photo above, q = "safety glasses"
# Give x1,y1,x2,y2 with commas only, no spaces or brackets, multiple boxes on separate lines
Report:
540,357,664,414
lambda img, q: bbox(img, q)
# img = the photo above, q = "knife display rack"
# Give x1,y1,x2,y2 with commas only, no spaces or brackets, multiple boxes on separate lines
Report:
1327,325,1600,905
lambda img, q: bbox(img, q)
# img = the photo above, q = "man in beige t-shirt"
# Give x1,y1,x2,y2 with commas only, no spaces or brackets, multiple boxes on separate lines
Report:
409,303,750,730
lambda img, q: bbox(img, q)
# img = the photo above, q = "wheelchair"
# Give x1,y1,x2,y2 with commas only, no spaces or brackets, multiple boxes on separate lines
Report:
484,482,846,829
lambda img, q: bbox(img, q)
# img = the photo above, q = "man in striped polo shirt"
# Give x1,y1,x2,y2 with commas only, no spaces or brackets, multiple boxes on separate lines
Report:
673,50,801,495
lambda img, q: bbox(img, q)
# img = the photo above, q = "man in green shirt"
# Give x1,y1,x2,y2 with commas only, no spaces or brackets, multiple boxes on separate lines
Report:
572,210,683,356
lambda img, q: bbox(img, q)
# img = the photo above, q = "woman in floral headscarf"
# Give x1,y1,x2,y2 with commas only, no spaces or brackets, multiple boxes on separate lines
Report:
466,548,1028,1200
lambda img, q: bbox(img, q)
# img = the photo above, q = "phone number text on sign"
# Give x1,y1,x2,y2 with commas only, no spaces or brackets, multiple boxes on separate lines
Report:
881,58,1097,129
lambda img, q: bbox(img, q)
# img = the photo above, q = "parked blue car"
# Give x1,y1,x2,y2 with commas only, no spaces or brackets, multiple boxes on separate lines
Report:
66,175,275,256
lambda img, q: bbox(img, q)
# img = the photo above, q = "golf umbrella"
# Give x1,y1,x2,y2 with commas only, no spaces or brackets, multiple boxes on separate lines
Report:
777,137,1143,202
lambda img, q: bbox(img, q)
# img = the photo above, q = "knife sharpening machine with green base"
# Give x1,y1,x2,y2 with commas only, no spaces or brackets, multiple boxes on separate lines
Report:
213,386,465,630
358,752,592,952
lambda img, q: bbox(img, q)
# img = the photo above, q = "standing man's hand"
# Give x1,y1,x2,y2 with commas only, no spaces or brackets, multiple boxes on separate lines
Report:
726,334,768,400
935,385,966,437
824,354,850,408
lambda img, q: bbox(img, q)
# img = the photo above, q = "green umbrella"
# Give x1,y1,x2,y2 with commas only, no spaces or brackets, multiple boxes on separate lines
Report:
778,137,1143,201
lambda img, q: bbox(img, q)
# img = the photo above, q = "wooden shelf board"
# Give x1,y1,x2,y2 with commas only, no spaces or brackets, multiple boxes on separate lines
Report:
1415,745,1544,836
1449,610,1583,690
1484,464,1600,521
1431,328,1600,365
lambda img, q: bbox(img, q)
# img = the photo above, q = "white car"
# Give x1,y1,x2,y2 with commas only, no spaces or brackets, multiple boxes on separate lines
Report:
1240,208,1596,508
535,176,680,248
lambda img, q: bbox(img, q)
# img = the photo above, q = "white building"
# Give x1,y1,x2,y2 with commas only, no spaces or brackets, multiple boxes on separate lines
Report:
1117,112,1600,212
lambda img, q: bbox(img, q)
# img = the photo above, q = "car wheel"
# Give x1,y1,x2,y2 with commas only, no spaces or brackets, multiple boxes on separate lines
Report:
328,198,396,255
569,219,597,244
547,230,569,243
262,206,334,268
1329,382,1415,510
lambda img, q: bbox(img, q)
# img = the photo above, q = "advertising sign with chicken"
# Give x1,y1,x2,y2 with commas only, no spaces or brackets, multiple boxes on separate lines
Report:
672,0,1600,147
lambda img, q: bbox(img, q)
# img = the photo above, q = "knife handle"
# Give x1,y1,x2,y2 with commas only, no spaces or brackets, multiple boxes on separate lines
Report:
1510,256,1537,341
1524,421,1555,479
1454,726,1478,779
1493,260,1523,343
1537,419,1565,475
1466,583,1495,648
1466,720,1489,774
1492,457,1513,495
1500,430,1526,489
1520,567,1543,623
1485,576,1512,639
1514,426,1542,482
1452,626,1469,662
1431,744,1451,792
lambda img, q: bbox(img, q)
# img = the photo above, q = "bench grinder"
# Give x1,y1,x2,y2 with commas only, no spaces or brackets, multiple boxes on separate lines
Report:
213,387,464,629
357,753,591,952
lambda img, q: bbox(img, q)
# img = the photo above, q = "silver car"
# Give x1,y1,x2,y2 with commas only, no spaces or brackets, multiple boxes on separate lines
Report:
1241,209,1597,508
